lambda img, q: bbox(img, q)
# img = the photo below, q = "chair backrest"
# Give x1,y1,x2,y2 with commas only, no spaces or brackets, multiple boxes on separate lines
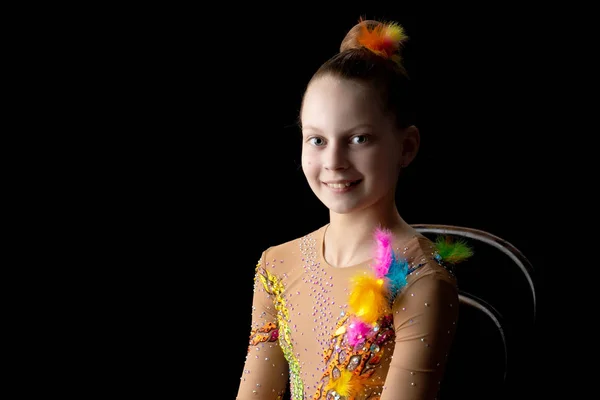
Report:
413,224,537,399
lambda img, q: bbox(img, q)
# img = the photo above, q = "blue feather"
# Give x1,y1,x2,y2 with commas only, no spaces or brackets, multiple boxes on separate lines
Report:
385,252,409,300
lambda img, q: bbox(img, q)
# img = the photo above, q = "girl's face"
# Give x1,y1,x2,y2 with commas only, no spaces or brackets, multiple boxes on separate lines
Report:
300,76,417,215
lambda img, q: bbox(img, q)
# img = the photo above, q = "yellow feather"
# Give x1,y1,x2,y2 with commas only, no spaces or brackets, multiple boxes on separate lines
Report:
324,369,359,398
348,274,390,324
383,22,408,44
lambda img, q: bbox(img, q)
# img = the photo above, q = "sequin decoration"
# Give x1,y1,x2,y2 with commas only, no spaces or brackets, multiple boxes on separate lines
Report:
257,263,304,400
312,313,394,399
311,228,451,399
248,321,279,347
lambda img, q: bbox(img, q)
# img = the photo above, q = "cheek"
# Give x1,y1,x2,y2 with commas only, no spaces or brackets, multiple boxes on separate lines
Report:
301,150,317,174
366,151,398,178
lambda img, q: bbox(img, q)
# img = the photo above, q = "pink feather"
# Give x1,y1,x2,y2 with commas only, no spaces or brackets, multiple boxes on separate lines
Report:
346,316,372,346
373,227,393,278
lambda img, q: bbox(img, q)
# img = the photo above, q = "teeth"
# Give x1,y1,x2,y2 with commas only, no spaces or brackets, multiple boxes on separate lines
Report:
327,182,353,188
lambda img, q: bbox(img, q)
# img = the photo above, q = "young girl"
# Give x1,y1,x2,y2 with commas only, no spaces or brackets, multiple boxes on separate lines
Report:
237,18,471,400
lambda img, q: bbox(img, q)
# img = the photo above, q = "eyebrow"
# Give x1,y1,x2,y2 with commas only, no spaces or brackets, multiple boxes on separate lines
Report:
301,123,374,134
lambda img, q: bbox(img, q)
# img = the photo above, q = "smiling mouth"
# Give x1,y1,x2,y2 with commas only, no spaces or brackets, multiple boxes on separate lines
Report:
323,180,362,189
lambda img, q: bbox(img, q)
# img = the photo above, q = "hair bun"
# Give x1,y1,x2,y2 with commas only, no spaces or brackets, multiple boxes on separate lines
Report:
340,19,408,66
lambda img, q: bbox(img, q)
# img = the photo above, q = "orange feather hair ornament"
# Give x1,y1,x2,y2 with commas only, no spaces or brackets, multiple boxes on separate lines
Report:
357,19,408,67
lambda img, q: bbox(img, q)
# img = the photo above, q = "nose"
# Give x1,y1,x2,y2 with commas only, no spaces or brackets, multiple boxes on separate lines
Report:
324,143,349,171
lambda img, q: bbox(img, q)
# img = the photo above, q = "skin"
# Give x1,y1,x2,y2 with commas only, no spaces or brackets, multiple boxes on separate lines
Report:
300,75,421,267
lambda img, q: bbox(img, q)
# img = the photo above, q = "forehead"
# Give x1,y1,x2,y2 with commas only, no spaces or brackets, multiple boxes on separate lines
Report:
301,76,387,130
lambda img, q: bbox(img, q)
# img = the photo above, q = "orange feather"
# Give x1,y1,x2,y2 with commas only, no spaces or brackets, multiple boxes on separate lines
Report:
357,20,408,59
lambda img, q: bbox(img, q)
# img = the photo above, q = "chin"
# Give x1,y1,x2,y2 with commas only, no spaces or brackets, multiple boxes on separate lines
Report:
321,199,366,215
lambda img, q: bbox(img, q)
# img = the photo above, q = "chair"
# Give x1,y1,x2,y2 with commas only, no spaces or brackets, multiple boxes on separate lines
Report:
413,224,537,399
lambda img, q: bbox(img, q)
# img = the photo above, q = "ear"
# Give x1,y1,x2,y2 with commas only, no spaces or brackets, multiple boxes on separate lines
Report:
399,125,420,167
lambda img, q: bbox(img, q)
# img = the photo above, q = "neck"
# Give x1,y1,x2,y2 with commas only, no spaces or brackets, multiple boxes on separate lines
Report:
324,196,412,267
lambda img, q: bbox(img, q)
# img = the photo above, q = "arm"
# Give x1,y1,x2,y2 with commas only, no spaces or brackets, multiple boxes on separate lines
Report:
380,270,459,400
237,251,289,400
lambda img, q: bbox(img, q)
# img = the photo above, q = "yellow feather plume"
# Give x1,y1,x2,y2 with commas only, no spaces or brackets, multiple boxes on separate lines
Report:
324,369,359,398
383,22,407,44
348,274,390,324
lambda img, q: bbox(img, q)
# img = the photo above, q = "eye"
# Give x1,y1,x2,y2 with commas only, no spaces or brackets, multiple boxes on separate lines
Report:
351,135,369,144
308,137,326,146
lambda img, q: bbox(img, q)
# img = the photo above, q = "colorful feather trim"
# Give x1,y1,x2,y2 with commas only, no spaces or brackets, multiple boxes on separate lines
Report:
434,235,474,264
347,227,411,327
324,368,360,398
348,274,389,325
385,252,409,300
372,226,393,278
347,228,475,329
346,315,372,347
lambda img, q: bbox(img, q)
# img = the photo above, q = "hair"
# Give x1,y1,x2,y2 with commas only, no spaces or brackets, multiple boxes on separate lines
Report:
301,19,416,130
